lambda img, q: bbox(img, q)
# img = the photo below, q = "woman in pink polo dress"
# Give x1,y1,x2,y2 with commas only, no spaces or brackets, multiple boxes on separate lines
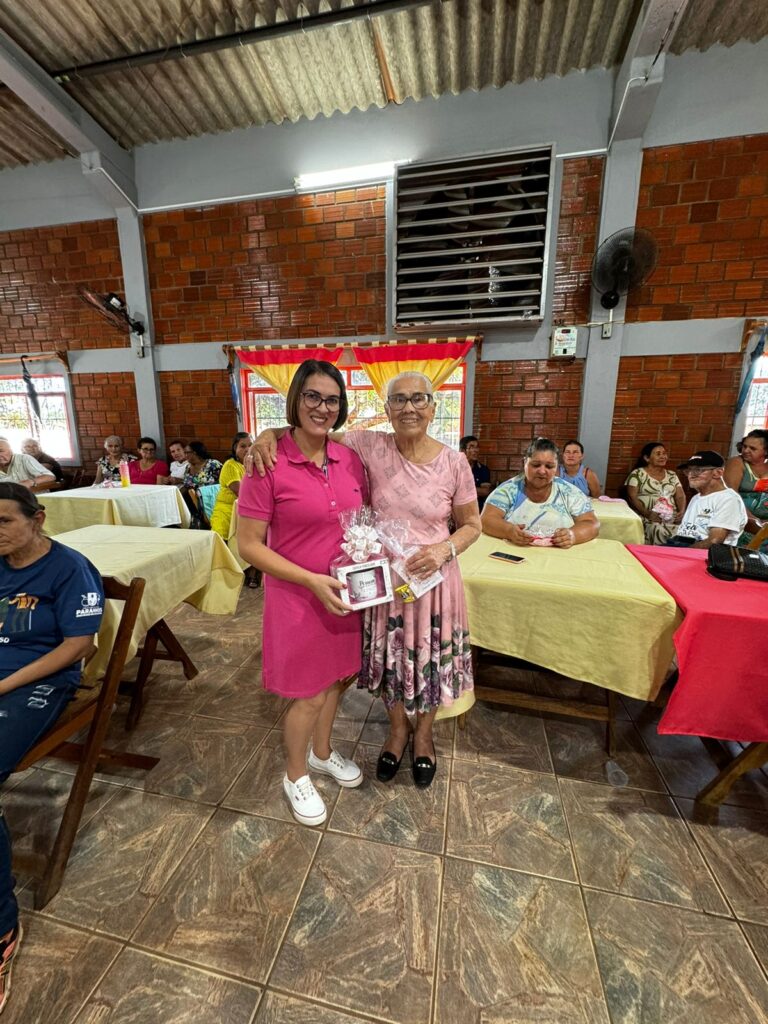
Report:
249,371,482,791
238,360,367,827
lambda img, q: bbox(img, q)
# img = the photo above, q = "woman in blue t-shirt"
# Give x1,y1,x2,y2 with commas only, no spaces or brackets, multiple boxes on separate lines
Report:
0,483,104,1015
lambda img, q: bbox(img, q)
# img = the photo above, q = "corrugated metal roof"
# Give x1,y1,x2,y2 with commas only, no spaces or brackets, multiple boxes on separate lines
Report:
0,0,765,170
670,0,768,54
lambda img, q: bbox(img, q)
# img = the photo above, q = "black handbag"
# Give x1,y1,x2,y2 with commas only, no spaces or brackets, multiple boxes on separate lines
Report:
706,544,768,582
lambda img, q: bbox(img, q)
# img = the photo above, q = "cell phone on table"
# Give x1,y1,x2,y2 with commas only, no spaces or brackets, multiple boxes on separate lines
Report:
489,551,526,564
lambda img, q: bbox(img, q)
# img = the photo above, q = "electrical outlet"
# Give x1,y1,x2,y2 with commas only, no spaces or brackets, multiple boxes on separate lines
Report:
601,322,613,340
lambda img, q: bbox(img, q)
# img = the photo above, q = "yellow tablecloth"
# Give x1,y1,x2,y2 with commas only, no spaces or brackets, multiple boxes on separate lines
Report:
592,499,644,545
227,499,247,569
42,485,191,535
57,525,244,679
458,534,680,700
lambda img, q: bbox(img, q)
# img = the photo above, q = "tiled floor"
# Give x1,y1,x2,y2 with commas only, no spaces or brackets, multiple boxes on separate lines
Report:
5,588,768,1023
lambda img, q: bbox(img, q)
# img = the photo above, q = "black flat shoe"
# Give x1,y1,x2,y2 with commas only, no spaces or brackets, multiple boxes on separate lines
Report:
412,750,437,788
376,749,405,782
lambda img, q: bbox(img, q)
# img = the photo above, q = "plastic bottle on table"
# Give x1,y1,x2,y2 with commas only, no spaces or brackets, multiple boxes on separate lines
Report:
119,459,131,488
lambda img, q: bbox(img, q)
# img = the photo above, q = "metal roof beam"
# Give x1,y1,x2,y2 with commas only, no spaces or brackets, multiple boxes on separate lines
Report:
0,26,136,206
609,0,692,147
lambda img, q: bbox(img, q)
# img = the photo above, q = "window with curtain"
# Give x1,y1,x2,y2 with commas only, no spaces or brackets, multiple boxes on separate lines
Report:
242,362,467,448
0,374,76,459
745,354,768,432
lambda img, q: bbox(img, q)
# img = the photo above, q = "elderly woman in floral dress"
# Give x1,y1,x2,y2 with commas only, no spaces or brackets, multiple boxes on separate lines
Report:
251,371,481,788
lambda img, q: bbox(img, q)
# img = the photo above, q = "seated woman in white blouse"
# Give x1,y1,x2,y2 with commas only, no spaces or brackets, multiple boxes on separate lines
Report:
482,437,599,548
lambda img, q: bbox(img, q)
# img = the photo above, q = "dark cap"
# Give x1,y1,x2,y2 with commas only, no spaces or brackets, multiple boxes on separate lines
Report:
677,450,725,470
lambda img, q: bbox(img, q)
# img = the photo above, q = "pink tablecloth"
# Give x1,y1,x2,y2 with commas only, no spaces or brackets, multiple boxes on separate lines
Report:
628,545,768,743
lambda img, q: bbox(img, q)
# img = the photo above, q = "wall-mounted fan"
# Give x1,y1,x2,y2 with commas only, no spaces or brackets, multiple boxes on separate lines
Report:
77,287,145,336
591,227,658,310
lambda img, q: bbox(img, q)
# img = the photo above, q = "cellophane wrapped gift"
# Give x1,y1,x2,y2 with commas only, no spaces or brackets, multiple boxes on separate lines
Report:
374,517,443,602
651,496,676,522
330,507,393,610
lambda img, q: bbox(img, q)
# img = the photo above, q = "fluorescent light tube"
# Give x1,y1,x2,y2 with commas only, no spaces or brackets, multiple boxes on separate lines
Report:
294,161,397,192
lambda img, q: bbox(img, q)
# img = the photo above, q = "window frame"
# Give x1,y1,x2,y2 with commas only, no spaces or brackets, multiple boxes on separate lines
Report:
240,360,467,448
745,354,768,433
0,371,80,465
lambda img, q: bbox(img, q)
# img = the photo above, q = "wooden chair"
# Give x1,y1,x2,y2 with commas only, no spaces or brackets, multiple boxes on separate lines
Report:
12,576,159,909
125,617,199,730
747,523,768,550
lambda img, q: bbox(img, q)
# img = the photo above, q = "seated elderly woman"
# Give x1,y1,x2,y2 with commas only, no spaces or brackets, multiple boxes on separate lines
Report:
724,428,768,545
0,483,103,1014
182,442,222,487
21,439,64,485
481,437,599,548
93,435,135,485
127,437,169,485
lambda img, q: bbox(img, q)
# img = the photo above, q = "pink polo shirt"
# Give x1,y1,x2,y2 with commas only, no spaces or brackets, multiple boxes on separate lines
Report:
238,431,368,698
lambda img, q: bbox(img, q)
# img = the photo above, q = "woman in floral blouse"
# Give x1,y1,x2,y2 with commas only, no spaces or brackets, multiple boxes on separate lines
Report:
93,435,136,485
182,442,222,487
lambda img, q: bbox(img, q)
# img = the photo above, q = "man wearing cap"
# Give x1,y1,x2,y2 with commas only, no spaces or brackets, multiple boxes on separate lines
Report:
672,450,747,548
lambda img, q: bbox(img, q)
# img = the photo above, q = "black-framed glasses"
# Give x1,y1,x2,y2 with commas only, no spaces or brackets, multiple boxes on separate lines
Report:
301,390,341,411
387,392,433,410
139,446,156,453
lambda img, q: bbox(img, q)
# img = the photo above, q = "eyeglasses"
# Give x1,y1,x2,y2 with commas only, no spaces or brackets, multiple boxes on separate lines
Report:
139,446,156,453
301,390,341,411
387,392,433,410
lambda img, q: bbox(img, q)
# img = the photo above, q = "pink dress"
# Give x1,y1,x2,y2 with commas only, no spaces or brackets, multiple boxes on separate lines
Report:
344,431,476,713
238,431,368,699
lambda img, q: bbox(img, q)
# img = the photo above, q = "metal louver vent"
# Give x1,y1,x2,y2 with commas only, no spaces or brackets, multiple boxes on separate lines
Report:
395,146,554,328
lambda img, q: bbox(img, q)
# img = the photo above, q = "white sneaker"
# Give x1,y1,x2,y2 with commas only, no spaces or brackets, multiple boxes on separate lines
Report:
283,774,327,826
308,748,363,788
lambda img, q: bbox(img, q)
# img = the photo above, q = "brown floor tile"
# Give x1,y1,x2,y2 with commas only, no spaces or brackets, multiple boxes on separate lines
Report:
447,760,576,880
195,667,288,728
742,922,768,972
453,702,552,773
545,716,666,791
329,743,448,853
134,809,319,982
436,859,609,1023
271,833,441,1024
73,948,260,1023
256,991,376,1023
101,710,268,804
678,799,768,924
560,780,728,914
636,722,768,809
585,889,768,1024
2,916,120,1024
39,788,212,937
133,663,236,718
222,731,355,824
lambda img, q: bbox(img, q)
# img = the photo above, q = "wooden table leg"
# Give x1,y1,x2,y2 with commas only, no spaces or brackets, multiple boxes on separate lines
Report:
695,742,768,806
123,617,199,731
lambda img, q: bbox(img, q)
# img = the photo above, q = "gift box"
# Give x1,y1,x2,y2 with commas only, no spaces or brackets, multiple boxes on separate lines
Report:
334,558,394,610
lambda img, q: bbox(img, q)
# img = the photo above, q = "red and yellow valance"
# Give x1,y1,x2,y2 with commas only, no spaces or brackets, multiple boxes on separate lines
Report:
351,337,477,398
235,345,343,396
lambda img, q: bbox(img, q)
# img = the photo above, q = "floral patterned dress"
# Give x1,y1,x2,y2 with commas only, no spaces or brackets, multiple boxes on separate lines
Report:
344,431,477,715
624,467,682,545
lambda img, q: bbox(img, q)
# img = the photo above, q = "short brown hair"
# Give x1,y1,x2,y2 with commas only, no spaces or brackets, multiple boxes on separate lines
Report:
285,359,348,430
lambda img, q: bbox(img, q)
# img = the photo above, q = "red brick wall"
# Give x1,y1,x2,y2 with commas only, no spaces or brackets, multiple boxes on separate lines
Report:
552,156,604,323
472,359,584,481
144,188,386,345
70,372,141,469
158,370,237,459
628,133,768,321
0,219,126,353
605,352,743,494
